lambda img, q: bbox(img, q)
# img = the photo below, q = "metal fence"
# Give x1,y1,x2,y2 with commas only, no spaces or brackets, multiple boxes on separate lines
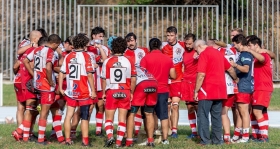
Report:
0,0,279,81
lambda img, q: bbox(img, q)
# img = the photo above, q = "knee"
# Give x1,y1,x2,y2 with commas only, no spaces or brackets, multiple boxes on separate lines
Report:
97,104,104,113
172,103,179,110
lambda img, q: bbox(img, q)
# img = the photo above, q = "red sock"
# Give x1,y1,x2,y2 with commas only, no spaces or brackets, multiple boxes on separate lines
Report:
134,114,142,137
126,138,133,146
38,119,47,142
66,138,71,142
171,127,177,133
22,120,31,141
188,112,197,135
148,137,154,143
257,117,268,138
250,113,259,138
232,127,241,140
16,124,24,135
53,115,64,142
95,112,104,134
116,122,126,146
263,112,269,137
82,137,89,145
104,120,113,139
242,128,249,140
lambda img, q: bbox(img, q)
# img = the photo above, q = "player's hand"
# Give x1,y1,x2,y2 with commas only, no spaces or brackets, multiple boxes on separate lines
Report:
60,89,65,96
194,92,198,102
91,91,97,99
55,88,60,95
234,78,239,84
102,94,106,102
94,64,99,68
49,81,55,87
95,43,102,49
31,43,38,47
229,60,236,67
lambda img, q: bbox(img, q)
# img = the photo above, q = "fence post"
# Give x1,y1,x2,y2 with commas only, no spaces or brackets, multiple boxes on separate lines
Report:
10,0,14,81
146,6,149,48
77,5,80,34
0,73,3,106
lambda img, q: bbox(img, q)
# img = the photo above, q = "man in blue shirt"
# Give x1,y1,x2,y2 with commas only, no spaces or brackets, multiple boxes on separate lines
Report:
230,34,254,143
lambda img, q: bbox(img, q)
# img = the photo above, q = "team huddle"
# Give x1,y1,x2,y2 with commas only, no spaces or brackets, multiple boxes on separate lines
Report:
11,26,273,147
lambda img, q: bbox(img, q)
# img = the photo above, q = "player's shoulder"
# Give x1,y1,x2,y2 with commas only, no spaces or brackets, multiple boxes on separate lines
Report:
138,47,149,52
102,45,110,50
161,42,169,48
177,41,185,48
18,39,30,48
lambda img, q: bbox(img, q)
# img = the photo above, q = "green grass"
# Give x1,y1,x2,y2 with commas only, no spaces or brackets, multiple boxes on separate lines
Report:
0,124,280,148
3,84,280,110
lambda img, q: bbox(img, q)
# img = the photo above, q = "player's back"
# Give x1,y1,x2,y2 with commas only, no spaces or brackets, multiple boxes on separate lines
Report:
62,51,94,99
101,55,135,90
124,47,148,67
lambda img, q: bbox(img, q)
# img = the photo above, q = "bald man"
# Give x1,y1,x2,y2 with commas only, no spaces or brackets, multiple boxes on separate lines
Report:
12,30,42,142
193,40,238,145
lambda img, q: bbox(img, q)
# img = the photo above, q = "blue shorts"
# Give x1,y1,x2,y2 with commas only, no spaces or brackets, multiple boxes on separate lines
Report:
154,93,169,120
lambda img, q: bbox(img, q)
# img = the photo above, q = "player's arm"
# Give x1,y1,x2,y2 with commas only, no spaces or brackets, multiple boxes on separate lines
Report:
58,72,65,95
96,44,108,62
13,60,20,75
169,68,176,79
230,61,249,73
46,62,54,86
23,58,34,77
194,72,205,93
225,57,238,82
262,49,275,59
87,72,97,98
17,44,33,55
248,49,265,63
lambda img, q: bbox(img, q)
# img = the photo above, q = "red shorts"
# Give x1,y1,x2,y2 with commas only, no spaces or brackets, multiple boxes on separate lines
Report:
252,90,272,107
236,93,252,104
22,89,37,101
169,82,182,98
132,81,158,106
97,91,103,99
181,80,195,102
105,89,130,110
223,94,236,107
40,91,55,105
14,83,25,102
65,96,94,107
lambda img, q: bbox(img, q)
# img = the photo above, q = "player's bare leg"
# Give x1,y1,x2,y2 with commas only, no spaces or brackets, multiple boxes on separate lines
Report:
232,106,237,127
167,98,172,135
231,108,242,143
221,106,231,143
126,109,136,146
170,97,180,138
144,109,155,146
186,103,198,139
70,107,80,139
237,103,250,142
16,101,25,126
80,104,91,146
154,113,159,130
64,106,76,145
116,108,128,147
37,104,52,144
50,104,65,143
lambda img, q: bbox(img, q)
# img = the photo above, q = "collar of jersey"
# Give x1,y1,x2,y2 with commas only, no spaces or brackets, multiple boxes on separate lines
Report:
169,41,178,46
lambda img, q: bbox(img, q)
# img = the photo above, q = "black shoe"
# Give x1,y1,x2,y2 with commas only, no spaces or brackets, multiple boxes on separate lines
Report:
104,137,115,147
95,132,104,137
65,140,74,146
28,135,37,142
147,142,155,147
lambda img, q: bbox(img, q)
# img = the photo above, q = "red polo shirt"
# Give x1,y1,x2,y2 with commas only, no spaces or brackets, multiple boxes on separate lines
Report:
140,50,174,93
197,46,231,100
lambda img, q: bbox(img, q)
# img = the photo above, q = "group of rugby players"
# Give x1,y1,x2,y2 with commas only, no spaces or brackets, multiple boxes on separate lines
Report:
11,25,274,147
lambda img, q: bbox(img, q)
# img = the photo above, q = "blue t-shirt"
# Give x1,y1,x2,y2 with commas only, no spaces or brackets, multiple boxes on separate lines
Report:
236,51,254,93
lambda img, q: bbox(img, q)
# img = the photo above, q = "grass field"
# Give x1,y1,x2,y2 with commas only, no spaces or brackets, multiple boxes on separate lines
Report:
0,124,280,149
3,84,280,110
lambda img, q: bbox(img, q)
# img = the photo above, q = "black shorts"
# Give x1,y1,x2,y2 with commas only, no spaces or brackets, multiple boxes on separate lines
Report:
154,92,169,120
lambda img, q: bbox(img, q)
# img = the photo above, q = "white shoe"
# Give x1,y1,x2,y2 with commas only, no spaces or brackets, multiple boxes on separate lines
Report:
230,138,239,143
161,140,169,145
154,130,162,136
237,139,249,143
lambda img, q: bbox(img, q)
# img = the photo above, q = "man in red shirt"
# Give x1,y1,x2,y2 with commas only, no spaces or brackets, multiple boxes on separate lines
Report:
247,37,273,142
181,33,199,139
124,32,149,144
193,40,238,145
140,38,176,145
162,26,185,138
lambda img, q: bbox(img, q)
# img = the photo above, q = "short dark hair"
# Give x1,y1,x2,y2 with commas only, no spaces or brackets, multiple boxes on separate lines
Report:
111,37,127,54
38,37,48,46
245,35,258,41
36,28,48,37
48,34,61,44
166,26,177,34
248,36,262,47
232,34,247,46
125,32,137,41
64,36,74,45
184,33,196,41
73,34,89,49
149,38,162,51
90,27,105,38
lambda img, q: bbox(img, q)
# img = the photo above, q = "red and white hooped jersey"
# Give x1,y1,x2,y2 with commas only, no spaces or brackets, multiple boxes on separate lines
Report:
162,41,185,83
27,46,56,92
87,45,110,91
60,51,95,99
218,45,238,94
101,55,136,90
136,66,156,85
124,47,148,67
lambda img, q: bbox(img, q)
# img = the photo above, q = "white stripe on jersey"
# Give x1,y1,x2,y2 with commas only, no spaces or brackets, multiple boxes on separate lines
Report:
136,67,155,85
